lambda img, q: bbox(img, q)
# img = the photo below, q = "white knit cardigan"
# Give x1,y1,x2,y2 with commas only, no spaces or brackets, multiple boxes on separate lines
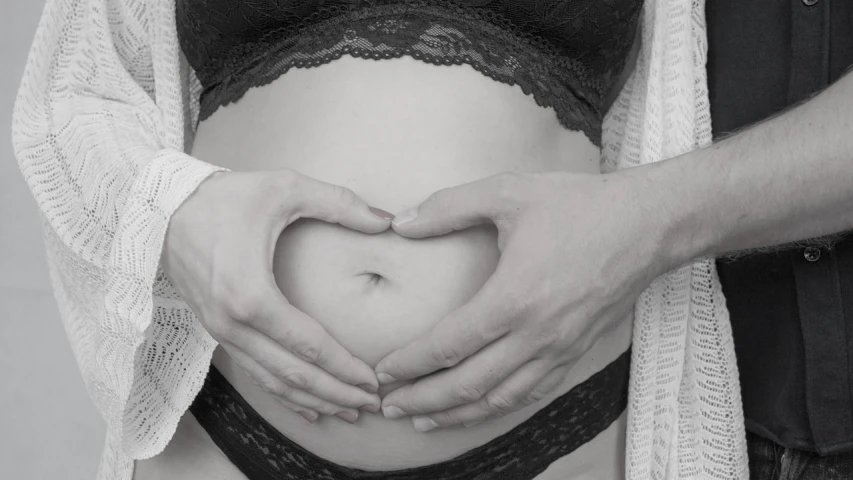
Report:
11,0,748,478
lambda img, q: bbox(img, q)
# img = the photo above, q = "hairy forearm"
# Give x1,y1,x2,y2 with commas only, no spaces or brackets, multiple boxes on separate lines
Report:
629,70,853,268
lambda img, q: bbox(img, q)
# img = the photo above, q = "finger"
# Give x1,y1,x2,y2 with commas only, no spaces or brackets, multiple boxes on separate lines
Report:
390,172,513,238
287,171,392,234
220,343,320,422
225,342,363,422
414,362,567,432
374,264,519,382
249,284,380,393
229,325,381,411
380,335,533,416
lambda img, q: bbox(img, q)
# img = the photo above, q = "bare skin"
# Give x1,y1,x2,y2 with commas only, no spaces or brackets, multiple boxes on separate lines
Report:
374,69,853,430
137,54,631,478
162,168,387,421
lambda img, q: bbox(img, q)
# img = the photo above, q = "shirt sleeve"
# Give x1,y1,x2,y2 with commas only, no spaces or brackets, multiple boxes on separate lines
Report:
10,0,226,459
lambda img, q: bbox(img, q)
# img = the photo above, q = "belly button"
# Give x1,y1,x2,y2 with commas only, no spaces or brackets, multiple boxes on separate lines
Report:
361,272,387,287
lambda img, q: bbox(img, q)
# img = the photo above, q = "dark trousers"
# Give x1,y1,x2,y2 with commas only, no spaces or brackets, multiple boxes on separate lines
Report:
748,431,853,479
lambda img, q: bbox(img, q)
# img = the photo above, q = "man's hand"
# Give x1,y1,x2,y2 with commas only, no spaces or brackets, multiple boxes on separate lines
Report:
373,170,679,431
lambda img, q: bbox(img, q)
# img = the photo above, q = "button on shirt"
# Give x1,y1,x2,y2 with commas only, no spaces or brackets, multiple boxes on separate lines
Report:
706,0,853,454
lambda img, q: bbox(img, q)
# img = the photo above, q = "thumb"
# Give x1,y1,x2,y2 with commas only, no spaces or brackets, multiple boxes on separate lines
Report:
289,172,392,234
391,173,507,238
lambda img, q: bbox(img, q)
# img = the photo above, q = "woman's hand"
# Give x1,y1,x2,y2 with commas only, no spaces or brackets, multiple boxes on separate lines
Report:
162,169,393,424
374,170,679,431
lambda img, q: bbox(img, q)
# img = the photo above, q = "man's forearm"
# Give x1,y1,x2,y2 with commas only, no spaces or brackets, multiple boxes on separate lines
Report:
632,70,853,267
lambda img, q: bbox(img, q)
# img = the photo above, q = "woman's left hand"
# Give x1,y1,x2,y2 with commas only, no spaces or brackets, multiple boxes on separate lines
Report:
374,170,678,432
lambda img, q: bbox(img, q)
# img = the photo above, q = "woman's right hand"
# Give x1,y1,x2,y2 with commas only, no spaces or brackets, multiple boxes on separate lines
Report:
161,169,391,423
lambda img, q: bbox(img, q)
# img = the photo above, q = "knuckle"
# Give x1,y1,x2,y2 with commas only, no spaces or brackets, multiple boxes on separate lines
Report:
452,382,486,403
495,172,520,205
524,387,549,406
502,290,533,323
459,316,494,346
259,378,291,398
200,313,237,341
221,286,266,323
273,169,299,191
483,390,515,415
260,170,297,209
291,341,323,364
332,185,360,207
274,170,308,214
432,344,463,368
426,189,448,209
276,367,310,390
424,187,455,214
533,325,562,353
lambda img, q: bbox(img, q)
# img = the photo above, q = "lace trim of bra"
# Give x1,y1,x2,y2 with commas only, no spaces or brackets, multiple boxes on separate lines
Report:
194,2,607,146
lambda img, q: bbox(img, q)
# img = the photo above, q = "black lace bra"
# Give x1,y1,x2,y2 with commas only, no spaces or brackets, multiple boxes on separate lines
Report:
176,0,643,146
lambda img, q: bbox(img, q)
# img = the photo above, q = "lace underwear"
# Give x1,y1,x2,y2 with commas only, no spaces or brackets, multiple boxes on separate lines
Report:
175,0,643,147
188,347,630,479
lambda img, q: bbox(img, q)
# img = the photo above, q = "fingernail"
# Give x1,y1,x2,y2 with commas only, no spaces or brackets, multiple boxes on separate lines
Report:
336,410,359,424
392,208,418,226
382,405,406,419
299,411,318,424
413,416,439,432
369,206,395,221
376,373,397,384
359,383,379,393
463,419,484,428
361,402,381,414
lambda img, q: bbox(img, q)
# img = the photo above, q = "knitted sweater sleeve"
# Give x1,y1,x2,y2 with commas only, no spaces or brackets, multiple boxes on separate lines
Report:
10,0,225,462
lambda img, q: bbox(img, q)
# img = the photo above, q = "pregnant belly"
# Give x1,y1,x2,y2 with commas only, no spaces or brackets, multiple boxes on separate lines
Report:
174,55,630,475
273,219,499,366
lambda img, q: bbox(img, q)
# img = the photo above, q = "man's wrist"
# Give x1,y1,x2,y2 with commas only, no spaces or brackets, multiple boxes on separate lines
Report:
608,162,708,280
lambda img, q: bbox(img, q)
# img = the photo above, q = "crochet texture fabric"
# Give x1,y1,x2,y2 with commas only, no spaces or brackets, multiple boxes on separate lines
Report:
11,0,748,478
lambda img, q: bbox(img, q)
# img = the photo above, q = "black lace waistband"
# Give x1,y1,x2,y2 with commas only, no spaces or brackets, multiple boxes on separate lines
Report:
188,347,630,480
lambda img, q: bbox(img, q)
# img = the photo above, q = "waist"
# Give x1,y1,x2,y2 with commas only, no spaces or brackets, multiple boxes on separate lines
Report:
191,53,602,368
187,56,630,470
191,55,601,187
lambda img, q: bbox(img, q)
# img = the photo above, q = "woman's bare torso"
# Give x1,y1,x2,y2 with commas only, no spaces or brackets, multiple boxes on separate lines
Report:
134,56,632,479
